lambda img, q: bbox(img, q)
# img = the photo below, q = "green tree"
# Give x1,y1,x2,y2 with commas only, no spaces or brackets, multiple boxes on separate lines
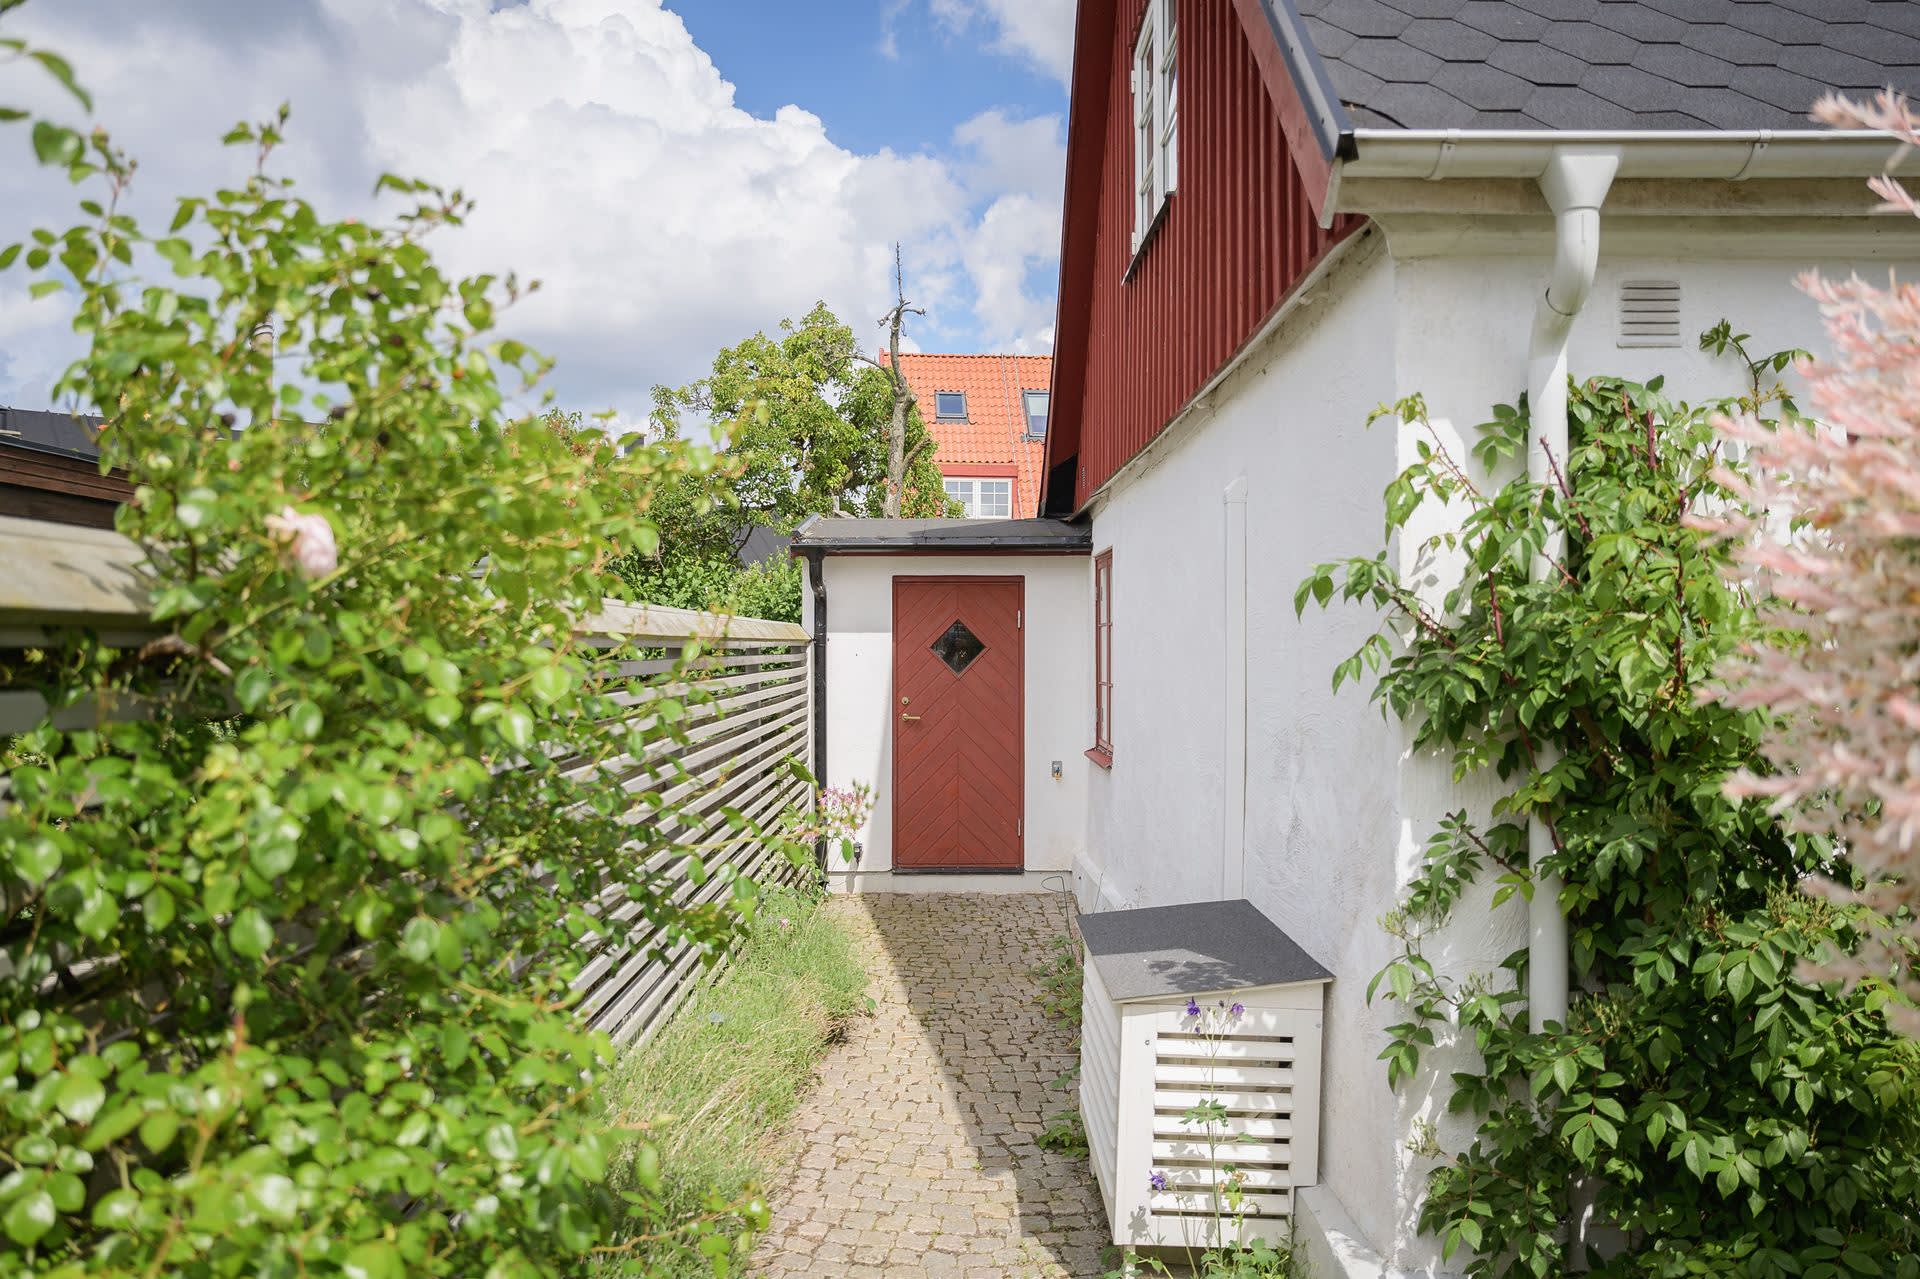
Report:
649,302,952,533
619,303,954,624
0,85,802,1279
1298,347,1920,1277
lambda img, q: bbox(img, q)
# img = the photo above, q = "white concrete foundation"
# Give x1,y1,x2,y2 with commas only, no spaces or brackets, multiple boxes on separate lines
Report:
1295,1186,1445,1279
827,869,1077,895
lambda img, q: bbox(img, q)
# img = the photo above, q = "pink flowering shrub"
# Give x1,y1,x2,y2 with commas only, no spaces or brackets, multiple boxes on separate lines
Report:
788,781,874,864
1711,89,1920,1031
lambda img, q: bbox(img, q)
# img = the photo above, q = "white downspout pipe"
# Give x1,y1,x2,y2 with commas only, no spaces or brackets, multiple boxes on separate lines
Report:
1526,148,1617,1034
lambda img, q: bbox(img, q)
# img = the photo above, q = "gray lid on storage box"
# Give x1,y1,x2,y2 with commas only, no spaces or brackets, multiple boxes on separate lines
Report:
1079,899,1331,1003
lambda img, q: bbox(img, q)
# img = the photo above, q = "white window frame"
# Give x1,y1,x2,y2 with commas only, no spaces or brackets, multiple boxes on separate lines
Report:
1021,389,1050,440
943,477,971,515
1131,0,1178,253
942,476,1013,520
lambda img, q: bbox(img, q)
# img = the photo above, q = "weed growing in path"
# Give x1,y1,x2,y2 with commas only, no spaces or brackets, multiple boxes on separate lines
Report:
1035,932,1089,1155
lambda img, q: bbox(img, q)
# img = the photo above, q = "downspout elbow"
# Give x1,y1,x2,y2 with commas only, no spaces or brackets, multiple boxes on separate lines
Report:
1533,149,1618,327
1528,205,1600,382
1542,205,1603,322
1526,149,1619,495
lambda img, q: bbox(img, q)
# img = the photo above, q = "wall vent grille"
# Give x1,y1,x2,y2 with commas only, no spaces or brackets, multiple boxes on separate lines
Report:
1619,280,1682,348
1147,1028,1298,1225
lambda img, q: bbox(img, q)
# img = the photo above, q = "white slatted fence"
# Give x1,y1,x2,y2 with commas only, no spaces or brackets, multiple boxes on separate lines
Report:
0,514,815,1047
566,600,815,1045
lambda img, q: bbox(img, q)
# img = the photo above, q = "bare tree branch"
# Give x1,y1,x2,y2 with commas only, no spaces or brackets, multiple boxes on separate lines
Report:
870,243,924,518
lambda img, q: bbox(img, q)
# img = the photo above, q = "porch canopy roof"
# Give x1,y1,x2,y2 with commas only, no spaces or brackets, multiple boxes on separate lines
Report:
790,516,1090,555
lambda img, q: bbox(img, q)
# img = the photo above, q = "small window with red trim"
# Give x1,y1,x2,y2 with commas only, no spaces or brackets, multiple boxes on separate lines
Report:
1090,549,1114,766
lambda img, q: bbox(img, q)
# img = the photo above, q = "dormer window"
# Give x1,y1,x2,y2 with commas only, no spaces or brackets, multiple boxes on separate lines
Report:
1022,390,1050,440
1132,0,1178,252
934,391,968,421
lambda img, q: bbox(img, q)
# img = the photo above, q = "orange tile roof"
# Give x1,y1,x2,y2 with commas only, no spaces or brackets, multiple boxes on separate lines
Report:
891,353,1052,518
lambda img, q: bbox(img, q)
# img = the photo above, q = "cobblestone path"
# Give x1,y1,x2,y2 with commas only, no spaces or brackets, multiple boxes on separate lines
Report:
751,892,1108,1278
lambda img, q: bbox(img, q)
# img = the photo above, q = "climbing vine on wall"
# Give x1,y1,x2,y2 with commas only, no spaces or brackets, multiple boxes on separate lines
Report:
1295,335,1920,1278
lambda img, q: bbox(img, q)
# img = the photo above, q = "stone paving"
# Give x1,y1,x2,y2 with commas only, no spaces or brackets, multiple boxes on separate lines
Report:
751,892,1109,1278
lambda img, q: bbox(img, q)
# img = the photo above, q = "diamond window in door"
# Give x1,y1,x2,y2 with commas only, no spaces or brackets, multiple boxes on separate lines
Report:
930,619,986,675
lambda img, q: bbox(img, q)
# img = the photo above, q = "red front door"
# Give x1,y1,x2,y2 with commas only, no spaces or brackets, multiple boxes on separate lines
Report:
892,576,1024,871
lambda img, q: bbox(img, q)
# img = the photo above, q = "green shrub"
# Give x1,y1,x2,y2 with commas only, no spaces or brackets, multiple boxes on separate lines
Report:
1299,343,1920,1276
597,887,867,1276
0,93,808,1279
718,557,803,625
614,553,802,625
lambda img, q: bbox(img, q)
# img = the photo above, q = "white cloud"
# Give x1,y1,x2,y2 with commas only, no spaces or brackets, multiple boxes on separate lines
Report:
878,0,913,61
0,0,1063,414
961,194,1061,354
929,0,1077,86
949,110,1065,352
954,108,1067,203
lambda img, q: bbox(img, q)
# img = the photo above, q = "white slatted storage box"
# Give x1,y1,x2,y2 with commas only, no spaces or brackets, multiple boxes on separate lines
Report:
1079,900,1331,1250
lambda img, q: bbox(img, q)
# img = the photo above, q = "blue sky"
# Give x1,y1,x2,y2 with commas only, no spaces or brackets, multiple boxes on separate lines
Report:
0,0,1074,420
679,2,1064,155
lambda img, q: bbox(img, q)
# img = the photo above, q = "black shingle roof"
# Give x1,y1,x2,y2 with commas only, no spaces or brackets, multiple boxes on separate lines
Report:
1293,0,1920,131
0,407,103,460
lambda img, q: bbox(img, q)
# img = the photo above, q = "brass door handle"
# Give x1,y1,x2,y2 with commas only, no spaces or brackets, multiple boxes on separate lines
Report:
901,713,922,722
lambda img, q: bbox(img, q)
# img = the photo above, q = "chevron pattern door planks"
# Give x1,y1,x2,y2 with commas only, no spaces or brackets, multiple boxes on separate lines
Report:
891,576,1024,870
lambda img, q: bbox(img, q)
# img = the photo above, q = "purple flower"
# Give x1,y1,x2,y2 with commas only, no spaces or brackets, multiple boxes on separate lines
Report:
1185,998,1201,1018
1148,1170,1169,1193
1229,1002,1245,1019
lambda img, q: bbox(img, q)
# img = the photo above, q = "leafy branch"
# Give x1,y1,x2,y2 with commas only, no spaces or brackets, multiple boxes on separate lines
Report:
1297,329,1920,1277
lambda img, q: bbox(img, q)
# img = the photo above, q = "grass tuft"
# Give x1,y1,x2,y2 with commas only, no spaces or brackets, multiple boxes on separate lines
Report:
1034,933,1083,1029
1035,933,1089,1156
598,886,868,1275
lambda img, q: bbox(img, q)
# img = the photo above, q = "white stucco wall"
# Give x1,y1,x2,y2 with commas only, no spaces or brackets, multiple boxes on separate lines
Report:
1076,212,1920,1276
810,553,1091,889
1078,231,1418,1267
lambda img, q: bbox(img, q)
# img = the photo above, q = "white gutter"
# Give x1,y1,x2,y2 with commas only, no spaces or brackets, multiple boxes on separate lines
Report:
1525,147,1617,1034
1317,129,1911,226
1341,128,1907,183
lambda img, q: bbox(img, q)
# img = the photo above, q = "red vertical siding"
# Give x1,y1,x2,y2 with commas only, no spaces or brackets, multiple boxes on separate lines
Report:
1061,0,1360,511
